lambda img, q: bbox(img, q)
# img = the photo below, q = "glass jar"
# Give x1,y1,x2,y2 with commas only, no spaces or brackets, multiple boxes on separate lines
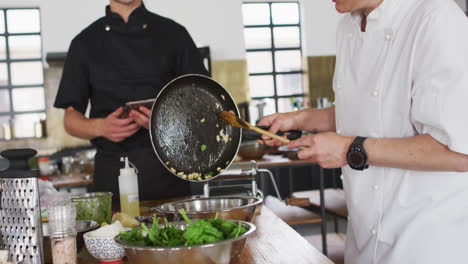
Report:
48,203,77,264
71,192,113,225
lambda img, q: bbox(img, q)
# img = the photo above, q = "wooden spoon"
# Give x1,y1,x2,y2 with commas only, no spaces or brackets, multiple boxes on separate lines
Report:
217,111,290,144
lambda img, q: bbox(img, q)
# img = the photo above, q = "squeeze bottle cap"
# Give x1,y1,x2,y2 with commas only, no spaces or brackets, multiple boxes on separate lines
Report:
120,157,136,177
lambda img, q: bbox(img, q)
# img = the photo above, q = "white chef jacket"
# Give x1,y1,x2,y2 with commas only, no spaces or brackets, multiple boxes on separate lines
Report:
333,0,468,263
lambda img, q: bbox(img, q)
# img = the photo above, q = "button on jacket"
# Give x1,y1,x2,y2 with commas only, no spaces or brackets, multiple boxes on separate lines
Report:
334,0,468,263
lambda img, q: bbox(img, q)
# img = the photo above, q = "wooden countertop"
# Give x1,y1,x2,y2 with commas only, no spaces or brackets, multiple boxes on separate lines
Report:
79,199,333,264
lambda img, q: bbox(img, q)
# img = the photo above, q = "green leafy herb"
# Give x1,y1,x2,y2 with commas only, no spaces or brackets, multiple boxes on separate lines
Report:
200,144,207,151
119,209,248,247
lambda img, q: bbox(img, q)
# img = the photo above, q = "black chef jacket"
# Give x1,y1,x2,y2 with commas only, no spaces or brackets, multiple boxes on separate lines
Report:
54,4,207,206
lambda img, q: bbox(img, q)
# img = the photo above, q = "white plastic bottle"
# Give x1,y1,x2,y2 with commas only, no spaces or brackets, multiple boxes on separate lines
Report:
118,157,140,216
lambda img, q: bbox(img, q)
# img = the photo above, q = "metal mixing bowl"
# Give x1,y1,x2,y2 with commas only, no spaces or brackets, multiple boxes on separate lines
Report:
115,220,256,264
237,141,272,160
155,196,262,222
43,220,98,264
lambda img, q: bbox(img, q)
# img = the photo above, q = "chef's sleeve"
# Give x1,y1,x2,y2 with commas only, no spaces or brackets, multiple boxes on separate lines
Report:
53,37,90,114
173,26,209,76
411,6,468,155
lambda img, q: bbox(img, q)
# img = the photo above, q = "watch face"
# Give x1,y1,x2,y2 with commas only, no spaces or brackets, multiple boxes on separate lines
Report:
348,151,364,168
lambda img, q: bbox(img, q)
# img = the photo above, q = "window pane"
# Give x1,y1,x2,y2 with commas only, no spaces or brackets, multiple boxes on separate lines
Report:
9,36,42,59
0,37,5,60
272,3,299,25
244,28,271,49
249,98,276,124
242,4,270,25
274,27,300,48
275,50,302,72
6,9,41,33
12,87,45,112
278,97,304,113
0,11,4,34
0,115,10,139
0,63,7,86
249,75,274,97
277,74,303,96
10,61,43,85
246,51,273,73
13,112,45,138
0,90,10,112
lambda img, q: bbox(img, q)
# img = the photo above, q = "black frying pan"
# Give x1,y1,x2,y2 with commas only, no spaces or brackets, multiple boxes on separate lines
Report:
149,74,241,182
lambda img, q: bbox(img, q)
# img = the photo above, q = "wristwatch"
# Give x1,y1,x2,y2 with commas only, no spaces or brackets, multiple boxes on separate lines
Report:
347,136,369,170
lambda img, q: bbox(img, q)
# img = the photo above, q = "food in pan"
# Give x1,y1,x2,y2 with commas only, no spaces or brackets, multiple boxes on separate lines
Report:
200,144,207,151
200,118,205,123
218,129,231,143
119,209,247,247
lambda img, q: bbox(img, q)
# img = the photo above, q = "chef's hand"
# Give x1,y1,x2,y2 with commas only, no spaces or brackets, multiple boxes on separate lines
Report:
129,106,151,129
288,132,354,168
98,107,141,142
256,112,300,146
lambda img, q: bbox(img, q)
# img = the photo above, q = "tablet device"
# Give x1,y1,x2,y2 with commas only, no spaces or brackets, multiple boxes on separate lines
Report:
121,99,155,118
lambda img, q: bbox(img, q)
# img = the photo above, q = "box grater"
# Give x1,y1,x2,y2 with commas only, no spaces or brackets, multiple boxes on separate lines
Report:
0,149,44,264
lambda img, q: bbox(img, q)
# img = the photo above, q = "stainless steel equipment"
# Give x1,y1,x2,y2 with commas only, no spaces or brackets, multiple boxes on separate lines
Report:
202,161,281,201
0,149,44,264
203,161,260,198
115,220,256,264
155,196,262,222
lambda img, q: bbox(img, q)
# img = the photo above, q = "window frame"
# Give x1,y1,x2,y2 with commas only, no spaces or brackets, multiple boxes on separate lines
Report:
243,1,305,114
0,7,46,139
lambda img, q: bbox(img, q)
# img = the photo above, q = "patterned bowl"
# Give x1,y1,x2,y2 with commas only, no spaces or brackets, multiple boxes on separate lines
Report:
83,232,126,263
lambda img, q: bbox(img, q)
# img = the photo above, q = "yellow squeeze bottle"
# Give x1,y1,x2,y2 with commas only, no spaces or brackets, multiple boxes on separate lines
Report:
118,157,140,216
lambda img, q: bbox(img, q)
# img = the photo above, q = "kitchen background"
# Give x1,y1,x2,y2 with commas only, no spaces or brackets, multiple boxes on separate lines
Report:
0,0,466,155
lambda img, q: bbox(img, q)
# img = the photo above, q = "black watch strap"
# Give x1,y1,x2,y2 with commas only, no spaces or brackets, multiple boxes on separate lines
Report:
351,136,367,148
347,136,369,170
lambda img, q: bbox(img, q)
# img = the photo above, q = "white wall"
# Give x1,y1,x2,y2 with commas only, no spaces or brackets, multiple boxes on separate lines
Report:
455,0,467,12
1,0,246,61
1,0,341,61
302,0,342,56
146,0,246,60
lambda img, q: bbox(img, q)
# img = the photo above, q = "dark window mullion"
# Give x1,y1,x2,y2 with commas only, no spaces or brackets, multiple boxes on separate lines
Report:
245,24,300,28
0,32,41,37
269,2,279,113
253,93,305,100
10,110,45,115
1,58,43,63
0,84,44,89
4,10,14,122
250,70,303,76
246,47,301,52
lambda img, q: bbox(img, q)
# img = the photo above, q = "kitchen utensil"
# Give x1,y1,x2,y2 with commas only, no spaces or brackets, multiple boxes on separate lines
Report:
0,148,45,263
84,233,126,264
42,220,99,264
217,111,290,144
242,126,302,141
237,141,272,160
154,196,262,222
70,192,113,225
149,74,241,182
115,220,256,264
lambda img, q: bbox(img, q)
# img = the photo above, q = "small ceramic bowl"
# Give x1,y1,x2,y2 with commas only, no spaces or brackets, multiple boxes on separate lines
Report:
83,232,126,264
